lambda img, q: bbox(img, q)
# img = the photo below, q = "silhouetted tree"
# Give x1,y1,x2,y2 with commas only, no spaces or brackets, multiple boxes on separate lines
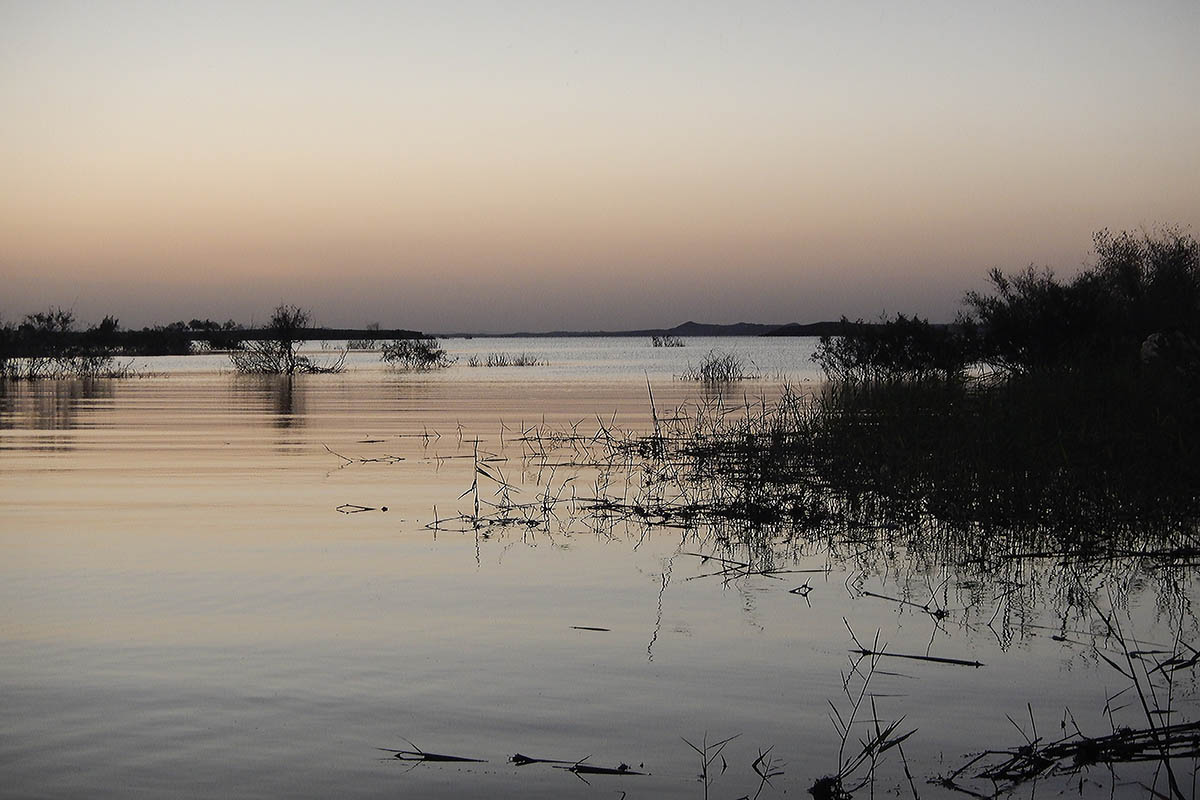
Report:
229,304,344,374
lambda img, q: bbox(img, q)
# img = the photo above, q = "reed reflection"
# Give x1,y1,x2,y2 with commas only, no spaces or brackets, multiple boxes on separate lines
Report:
430,371,1200,640
0,378,116,448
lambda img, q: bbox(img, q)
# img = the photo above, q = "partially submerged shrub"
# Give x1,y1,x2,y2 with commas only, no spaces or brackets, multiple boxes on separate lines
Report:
651,335,685,347
229,305,345,375
380,337,454,369
347,322,382,350
677,349,755,382
1,307,135,380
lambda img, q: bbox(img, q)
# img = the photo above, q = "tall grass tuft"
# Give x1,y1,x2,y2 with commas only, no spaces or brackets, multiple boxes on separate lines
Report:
466,352,548,367
677,349,755,382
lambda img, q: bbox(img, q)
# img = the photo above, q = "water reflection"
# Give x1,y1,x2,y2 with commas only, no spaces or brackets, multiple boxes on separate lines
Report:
0,379,117,450
3,371,1197,799
230,375,307,428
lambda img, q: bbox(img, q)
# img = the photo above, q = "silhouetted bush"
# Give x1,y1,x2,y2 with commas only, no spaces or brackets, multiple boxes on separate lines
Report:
229,305,344,375
380,337,454,369
814,314,974,383
678,349,756,382
965,228,1199,373
814,228,1199,381
0,308,134,379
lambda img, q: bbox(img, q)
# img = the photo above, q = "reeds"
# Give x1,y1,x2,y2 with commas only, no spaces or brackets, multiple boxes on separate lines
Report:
942,600,1200,799
1,353,137,380
335,368,1200,797
466,352,548,367
810,625,916,800
677,349,756,382
417,368,1200,572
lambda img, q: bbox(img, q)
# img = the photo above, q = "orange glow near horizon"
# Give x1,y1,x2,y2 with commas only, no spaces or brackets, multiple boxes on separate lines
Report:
2,2,1198,331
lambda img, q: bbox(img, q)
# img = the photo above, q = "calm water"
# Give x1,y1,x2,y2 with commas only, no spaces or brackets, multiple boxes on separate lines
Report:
1,339,1196,798
122,335,827,383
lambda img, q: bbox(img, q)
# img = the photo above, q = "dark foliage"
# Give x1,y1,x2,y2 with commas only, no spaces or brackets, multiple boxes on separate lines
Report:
0,308,133,379
813,314,974,382
380,337,454,369
965,227,1200,373
806,371,1200,536
229,305,344,375
813,228,1199,380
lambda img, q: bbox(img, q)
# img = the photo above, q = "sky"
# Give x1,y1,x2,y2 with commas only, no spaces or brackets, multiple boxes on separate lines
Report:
2,1,1198,333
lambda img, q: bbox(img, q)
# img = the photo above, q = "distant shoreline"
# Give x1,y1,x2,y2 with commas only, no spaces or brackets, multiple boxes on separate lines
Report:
432,320,852,338
2,319,942,360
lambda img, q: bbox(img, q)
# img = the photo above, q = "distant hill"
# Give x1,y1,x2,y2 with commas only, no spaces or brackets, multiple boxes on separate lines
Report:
763,321,955,337
438,320,796,338
760,321,849,337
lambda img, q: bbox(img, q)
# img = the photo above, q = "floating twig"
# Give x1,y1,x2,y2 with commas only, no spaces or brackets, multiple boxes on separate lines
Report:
378,738,486,763
509,753,577,767
336,503,387,514
557,762,645,776
849,648,983,668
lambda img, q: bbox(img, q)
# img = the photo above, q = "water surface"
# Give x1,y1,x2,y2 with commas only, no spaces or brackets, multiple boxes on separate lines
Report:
2,342,1196,798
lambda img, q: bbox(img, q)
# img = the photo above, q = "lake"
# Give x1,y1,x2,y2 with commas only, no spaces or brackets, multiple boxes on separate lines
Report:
1,337,1196,798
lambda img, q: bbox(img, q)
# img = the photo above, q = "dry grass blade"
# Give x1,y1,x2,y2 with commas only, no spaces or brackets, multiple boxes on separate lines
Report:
378,737,486,763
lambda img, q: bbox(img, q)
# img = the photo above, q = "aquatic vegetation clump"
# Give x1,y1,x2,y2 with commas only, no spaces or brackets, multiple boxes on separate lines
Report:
228,305,345,375
677,349,756,382
941,603,1200,799
424,368,1200,572
466,352,547,367
380,337,454,369
0,308,137,380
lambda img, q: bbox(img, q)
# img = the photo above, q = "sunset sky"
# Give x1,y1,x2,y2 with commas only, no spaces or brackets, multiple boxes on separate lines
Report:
2,1,1198,333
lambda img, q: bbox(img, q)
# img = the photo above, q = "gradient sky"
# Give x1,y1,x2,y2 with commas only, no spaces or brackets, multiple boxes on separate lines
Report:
3,1,1198,332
